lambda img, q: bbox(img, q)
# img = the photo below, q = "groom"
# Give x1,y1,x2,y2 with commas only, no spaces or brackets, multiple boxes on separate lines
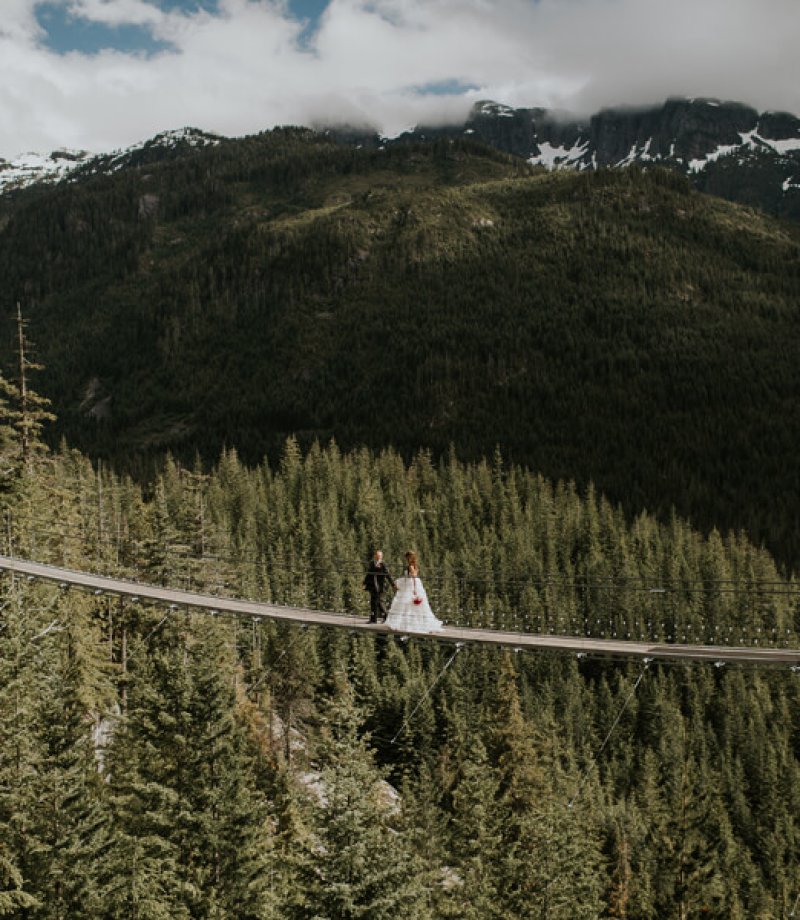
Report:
363,549,396,623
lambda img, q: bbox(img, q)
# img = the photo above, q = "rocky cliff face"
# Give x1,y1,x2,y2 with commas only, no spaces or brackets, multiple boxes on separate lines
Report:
457,97,800,165
366,97,800,220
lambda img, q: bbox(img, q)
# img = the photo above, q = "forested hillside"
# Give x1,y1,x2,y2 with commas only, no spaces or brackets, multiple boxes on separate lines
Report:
1,130,799,568
1,421,799,918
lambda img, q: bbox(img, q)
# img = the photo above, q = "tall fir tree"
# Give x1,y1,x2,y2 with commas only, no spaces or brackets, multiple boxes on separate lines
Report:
445,736,504,920
293,675,431,920
20,589,114,920
486,654,606,920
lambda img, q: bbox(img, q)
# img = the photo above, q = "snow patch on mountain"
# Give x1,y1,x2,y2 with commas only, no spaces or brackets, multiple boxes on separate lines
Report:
638,138,655,161
686,129,800,172
529,139,591,170
618,143,643,167
768,137,800,155
530,141,574,169
522,118,800,185
688,141,742,173
478,101,516,119
0,149,93,193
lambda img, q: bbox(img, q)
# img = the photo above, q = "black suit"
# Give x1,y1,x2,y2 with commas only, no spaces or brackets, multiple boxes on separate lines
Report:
363,560,396,622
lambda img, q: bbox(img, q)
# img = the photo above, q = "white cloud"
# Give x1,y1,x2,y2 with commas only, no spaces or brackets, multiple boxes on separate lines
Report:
0,0,798,159
66,0,166,26
1,0,47,41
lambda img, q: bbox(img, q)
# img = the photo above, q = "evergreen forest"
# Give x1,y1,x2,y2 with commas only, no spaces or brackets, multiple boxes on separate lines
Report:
0,132,799,568
1,129,800,918
0,400,799,917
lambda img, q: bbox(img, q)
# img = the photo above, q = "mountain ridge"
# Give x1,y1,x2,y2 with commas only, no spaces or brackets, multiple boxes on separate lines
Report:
3,97,799,220
0,127,219,195
343,96,800,220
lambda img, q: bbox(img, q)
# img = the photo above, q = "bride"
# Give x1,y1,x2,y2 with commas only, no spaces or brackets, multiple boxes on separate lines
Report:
386,551,443,634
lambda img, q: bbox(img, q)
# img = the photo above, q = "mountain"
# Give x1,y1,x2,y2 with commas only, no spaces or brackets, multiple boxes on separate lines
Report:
332,97,800,221
0,127,219,195
3,97,799,222
70,126,221,177
1,129,799,568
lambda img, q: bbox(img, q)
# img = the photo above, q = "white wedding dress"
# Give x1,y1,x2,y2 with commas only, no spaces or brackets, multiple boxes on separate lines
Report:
386,574,443,634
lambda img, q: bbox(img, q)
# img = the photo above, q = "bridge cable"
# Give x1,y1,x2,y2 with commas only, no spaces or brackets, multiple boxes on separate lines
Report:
14,581,67,647
11,528,800,594
388,642,465,745
125,609,180,669
246,623,311,697
568,659,650,809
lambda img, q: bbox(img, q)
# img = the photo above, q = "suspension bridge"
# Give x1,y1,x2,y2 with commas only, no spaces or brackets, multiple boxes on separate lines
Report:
1,553,798,667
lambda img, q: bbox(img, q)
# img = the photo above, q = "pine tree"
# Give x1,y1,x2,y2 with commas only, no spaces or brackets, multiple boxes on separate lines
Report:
266,623,321,765
0,579,44,917
12,304,55,471
0,849,38,916
396,764,451,917
293,675,430,920
0,373,23,506
445,737,504,920
487,654,605,920
181,618,280,920
26,591,117,920
135,481,180,584
646,715,727,919
270,763,316,918
604,799,651,920
0,578,45,913
0,577,115,920
96,621,199,919
99,614,281,919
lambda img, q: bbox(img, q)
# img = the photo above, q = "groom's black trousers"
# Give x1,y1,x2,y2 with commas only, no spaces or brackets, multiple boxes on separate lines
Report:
368,590,388,622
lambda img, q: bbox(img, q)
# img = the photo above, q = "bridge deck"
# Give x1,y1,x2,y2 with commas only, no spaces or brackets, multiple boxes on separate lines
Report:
1,554,798,666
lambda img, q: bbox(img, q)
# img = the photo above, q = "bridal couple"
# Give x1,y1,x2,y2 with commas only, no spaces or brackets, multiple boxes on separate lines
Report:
363,549,442,634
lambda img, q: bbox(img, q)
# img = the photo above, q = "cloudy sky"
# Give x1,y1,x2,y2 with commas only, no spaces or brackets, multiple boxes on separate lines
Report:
1,0,798,159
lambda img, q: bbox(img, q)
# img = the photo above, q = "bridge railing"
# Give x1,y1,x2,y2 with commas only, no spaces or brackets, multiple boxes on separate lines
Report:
6,516,799,649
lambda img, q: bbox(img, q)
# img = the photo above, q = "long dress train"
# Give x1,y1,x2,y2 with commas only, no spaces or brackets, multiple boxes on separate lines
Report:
385,575,442,634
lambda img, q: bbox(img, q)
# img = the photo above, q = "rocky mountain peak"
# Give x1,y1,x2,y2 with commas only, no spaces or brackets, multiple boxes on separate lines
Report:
452,96,800,218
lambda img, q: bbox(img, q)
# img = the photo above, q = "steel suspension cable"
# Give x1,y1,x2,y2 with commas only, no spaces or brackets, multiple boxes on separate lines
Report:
389,643,465,745
568,660,650,809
